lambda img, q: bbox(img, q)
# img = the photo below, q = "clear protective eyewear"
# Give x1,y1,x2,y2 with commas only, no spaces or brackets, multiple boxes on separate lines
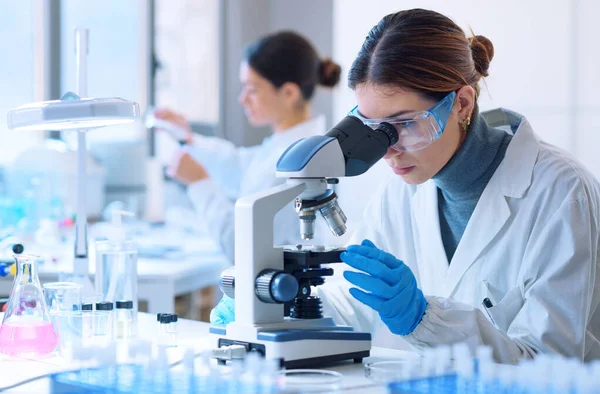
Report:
348,91,456,152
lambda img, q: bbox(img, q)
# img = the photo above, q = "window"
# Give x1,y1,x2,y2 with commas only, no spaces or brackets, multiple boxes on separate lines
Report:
0,1,42,165
60,0,147,143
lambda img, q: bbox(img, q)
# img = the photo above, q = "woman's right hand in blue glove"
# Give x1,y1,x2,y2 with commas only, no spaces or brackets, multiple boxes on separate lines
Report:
210,295,235,325
341,239,426,336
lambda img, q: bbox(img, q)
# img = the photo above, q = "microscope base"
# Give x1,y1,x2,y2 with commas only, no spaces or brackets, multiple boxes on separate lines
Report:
210,325,371,368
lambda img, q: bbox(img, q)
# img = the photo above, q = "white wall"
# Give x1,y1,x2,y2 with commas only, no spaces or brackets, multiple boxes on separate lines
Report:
332,0,600,228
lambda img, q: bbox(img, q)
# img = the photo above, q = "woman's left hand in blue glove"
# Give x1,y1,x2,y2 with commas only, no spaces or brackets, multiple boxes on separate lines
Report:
341,239,427,336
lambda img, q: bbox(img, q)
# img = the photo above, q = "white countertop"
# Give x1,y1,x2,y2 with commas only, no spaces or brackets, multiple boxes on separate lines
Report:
0,312,414,393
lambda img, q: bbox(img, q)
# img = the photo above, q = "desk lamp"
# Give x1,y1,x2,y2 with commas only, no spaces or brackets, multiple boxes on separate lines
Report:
6,28,140,296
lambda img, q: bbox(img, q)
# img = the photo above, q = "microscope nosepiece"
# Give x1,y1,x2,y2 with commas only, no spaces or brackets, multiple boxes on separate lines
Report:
296,191,348,239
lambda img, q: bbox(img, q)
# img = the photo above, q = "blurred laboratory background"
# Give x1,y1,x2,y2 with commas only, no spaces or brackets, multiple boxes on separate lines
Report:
0,0,598,321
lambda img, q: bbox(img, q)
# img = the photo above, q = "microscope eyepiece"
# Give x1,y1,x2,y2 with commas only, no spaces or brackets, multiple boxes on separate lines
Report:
375,122,399,146
325,116,399,177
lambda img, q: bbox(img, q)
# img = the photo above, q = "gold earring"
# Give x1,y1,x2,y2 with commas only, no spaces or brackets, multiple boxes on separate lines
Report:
462,116,471,132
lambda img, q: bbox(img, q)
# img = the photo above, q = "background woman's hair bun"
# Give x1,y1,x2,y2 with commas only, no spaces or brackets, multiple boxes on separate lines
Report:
319,58,341,87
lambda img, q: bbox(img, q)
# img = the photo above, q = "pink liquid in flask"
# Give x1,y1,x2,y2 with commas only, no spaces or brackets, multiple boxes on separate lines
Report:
0,321,58,357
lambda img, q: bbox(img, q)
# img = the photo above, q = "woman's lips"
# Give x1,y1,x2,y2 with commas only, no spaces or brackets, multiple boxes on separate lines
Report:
392,166,415,176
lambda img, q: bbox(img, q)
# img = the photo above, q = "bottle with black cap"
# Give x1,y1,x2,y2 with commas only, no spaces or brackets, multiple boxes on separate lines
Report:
95,301,114,340
115,300,134,339
80,302,94,339
157,313,171,346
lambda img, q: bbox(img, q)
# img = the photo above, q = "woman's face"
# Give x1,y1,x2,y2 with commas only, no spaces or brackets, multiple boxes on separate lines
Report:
355,84,467,184
238,62,286,127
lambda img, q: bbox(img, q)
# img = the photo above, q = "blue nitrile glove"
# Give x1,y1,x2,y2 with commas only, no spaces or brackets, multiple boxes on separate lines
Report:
341,239,426,336
210,295,235,325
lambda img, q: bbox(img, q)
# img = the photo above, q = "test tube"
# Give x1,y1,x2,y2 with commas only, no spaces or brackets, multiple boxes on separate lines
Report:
421,348,436,377
155,345,170,391
476,346,495,381
261,358,282,391
242,352,262,390
576,364,595,394
434,345,452,376
452,343,473,393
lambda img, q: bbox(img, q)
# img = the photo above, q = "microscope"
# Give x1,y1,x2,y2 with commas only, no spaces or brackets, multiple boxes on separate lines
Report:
210,115,399,368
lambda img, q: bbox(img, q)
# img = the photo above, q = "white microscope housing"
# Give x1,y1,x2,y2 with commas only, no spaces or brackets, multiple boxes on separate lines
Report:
210,116,399,368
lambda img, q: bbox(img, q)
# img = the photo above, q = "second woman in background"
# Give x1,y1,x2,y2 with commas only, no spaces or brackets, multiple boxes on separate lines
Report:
155,31,341,263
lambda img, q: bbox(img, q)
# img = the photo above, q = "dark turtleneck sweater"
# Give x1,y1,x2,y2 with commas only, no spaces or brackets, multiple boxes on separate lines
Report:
432,113,513,263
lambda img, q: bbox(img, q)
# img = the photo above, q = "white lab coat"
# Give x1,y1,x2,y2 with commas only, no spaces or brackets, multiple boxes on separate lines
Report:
319,109,600,364
187,116,326,263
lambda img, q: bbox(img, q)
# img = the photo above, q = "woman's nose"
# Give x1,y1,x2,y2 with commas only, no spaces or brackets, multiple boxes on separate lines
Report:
383,146,402,159
238,91,247,105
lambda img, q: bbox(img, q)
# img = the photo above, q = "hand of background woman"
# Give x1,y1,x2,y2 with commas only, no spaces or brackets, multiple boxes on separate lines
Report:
166,149,209,185
153,108,194,144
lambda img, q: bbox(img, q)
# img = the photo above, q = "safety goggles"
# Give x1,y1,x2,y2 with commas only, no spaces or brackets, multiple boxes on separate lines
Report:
348,91,456,152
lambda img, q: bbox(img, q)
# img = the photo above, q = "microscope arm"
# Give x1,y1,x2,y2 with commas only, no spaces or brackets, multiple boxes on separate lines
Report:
234,181,308,325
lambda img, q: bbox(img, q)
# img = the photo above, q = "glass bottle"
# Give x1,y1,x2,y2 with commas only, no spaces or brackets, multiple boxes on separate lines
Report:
95,210,138,337
0,254,58,357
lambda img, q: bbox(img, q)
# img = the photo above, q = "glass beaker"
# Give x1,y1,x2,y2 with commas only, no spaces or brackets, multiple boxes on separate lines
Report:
0,254,58,357
53,310,94,359
43,282,82,332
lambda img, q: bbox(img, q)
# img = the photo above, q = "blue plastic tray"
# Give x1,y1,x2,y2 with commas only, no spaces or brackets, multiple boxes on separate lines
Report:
50,364,286,394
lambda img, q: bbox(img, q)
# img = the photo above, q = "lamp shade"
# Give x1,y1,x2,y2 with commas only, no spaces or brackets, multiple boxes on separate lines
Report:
7,92,140,131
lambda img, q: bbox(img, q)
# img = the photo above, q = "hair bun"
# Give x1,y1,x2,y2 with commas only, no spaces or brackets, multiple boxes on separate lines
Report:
319,58,341,88
469,35,494,77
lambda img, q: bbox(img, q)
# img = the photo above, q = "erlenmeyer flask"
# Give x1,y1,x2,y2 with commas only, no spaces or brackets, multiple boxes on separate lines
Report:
0,254,57,357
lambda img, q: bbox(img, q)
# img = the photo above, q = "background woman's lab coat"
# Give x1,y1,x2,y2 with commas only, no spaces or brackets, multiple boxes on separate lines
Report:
186,116,325,263
319,109,600,364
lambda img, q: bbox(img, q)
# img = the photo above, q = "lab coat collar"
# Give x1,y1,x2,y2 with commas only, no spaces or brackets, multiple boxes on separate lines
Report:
412,108,539,297
480,108,540,199
267,115,326,145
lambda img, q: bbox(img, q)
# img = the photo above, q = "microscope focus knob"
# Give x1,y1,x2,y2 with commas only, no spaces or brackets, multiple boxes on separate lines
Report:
219,267,236,299
255,270,299,303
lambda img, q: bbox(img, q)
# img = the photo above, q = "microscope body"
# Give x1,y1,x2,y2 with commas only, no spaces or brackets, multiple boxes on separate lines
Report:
210,117,398,367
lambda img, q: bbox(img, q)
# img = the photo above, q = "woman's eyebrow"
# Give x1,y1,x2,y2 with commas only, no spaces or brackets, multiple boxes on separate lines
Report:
357,108,413,119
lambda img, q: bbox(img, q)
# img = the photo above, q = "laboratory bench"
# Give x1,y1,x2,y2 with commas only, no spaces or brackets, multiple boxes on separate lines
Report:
0,312,411,393
0,226,230,315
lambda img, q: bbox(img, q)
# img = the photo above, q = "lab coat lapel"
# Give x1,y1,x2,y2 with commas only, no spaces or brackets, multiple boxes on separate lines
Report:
440,109,540,297
412,181,449,294
443,186,511,298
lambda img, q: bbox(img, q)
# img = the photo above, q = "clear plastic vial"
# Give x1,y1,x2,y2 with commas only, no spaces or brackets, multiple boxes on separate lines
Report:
158,314,170,346
156,313,164,345
167,314,178,347
115,300,134,339
94,301,114,341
